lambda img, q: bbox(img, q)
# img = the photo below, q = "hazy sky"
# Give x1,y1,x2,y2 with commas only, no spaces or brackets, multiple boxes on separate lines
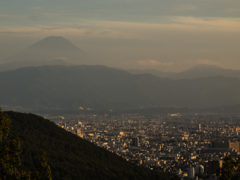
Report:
1,0,240,72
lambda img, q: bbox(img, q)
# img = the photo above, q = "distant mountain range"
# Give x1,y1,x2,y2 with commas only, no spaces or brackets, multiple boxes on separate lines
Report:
1,36,240,111
127,64,240,79
126,69,176,79
1,65,240,110
2,36,240,81
0,36,95,72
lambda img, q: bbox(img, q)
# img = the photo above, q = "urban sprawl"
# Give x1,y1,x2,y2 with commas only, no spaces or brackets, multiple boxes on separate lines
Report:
47,113,240,180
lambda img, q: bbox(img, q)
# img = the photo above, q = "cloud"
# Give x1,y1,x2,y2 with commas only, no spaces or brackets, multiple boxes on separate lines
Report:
71,24,91,29
0,16,240,72
183,59,219,66
0,26,43,35
0,14,25,19
120,59,222,71
169,16,240,32
54,57,68,61
29,15,40,21
73,17,240,39
175,5,197,12
31,6,42,10
196,59,219,66
40,27,63,30
84,31,93,35
0,31,38,35
137,59,172,66
101,30,112,35
124,59,174,69
1,16,240,39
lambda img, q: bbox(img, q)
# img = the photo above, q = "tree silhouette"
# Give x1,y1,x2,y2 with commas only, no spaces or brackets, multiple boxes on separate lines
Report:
218,156,240,180
0,108,52,180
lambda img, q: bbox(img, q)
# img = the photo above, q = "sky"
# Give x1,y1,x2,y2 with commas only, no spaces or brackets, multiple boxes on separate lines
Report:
1,0,240,72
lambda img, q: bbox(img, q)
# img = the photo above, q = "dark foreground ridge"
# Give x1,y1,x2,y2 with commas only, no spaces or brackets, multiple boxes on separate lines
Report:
5,111,168,180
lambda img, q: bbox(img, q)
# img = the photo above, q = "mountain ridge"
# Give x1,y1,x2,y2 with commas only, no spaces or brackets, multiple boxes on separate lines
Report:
127,65,240,79
29,36,81,51
1,65,240,109
172,64,240,79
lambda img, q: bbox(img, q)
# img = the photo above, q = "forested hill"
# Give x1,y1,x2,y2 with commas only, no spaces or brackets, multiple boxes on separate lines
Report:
2,65,240,109
5,111,168,180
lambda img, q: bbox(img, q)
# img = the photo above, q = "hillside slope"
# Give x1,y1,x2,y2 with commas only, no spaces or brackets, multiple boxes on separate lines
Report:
1,65,240,109
5,111,168,180
171,65,240,79
127,65,240,80
126,69,176,78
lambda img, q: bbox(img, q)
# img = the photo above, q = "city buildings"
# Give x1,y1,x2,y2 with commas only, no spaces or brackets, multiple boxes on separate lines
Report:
48,112,240,180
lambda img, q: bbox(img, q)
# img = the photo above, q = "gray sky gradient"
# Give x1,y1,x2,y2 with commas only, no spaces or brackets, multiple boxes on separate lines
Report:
1,0,240,72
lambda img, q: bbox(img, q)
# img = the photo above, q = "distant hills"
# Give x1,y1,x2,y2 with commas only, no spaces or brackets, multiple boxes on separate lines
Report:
0,36,95,72
6,111,168,180
2,36,240,81
127,69,176,79
127,64,240,80
1,65,240,110
172,64,240,79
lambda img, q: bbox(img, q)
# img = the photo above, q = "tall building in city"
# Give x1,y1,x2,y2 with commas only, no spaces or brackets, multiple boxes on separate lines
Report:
132,137,139,147
188,166,195,179
208,160,223,175
77,128,83,138
198,124,201,131
195,165,204,175
77,128,81,135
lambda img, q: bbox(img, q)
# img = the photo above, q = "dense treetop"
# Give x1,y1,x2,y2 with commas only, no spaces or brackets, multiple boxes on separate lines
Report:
0,109,52,180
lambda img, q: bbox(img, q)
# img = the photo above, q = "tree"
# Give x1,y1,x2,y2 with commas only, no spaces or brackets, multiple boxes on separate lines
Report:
0,108,52,180
170,173,181,180
33,152,52,180
232,158,240,180
218,156,240,180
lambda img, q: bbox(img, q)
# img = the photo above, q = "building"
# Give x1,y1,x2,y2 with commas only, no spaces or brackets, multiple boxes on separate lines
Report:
208,160,223,175
132,137,139,146
77,128,83,138
195,165,204,175
198,124,201,131
212,141,240,151
188,166,195,179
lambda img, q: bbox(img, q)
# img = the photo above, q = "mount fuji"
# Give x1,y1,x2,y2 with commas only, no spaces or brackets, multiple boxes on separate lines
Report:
0,36,95,72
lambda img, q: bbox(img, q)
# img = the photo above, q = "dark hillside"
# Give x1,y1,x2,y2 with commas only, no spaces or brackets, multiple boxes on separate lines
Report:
2,65,240,109
5,111,168,180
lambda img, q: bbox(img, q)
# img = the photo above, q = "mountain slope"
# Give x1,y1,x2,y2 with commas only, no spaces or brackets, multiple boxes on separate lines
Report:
0,36,94,72
0,59,72,72
126,69,176,78
0,65,169,109
5,111,168,180
28,36,80,51
127,65,240,80
1,65,240,109
171,64,240,79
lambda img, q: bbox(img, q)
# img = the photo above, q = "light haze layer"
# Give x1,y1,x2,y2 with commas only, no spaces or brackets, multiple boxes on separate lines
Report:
1,0,240,71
